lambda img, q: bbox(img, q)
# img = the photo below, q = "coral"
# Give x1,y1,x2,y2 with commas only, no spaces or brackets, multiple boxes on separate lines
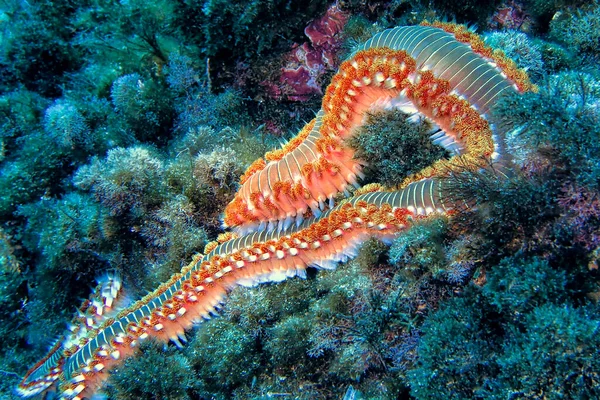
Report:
339,15,379,58
557,183,600,251
43,100,90,151
488,1,533,31
223,287,277,338
348,110,449,187
270,3,349,101
141,195,209,274
110,73,174,143
176,0,329,60
13,191,128,374
548,71,600,110
107,341,192,400
0,90,87,217
443,236,478,284
0,1,82,97
73,94,136,152
303,254,431,395
73,146,166,217
316,289,394,381
490,303,600,398
526,0,567,22
176,146,246,231
193,147,244,190
305,3,348,51
407,289,499,399
448,168,562,259
388,330,420,373
0,266,27,391
71,0,178,72
146,198,198,250
389,218,448,273
67,62,123,99
549,2,600,57
538,40,576,72
408,244,599,399
0,89,47,157
0,131,71,217
16,192,115,295
493,71,600,187
0,253,25,329
0,227,20,273
483,256,568,319
430,0,501,26
484,30,544,79
166,54,201,94
162,140,252,235
187,319,261,398
173,87,249,134
264,315,311,366
170,126,240,158
111,74,148,117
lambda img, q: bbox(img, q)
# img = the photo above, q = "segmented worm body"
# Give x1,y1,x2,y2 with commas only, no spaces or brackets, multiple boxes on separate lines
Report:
17,22,534,399
223,23,533,233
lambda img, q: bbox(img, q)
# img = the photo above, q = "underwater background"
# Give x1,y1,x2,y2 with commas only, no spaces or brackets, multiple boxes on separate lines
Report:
1,0,600,399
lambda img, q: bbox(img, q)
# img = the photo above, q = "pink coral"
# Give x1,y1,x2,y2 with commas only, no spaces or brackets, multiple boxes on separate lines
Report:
304,2,348,67
264,3,348,101
489,1,533,31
